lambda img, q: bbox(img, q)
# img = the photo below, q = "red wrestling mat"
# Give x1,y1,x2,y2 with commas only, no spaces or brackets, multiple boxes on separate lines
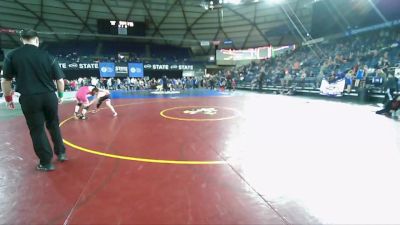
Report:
0,97,285,225
2,94,400,224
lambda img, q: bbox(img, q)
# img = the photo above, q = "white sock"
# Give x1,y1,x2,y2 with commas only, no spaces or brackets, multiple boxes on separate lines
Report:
74,105,80,114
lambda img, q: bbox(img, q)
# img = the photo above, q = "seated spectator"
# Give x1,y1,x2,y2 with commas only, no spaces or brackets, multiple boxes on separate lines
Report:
328,71,337,83
281,70,292,88
355,65,367,88
371,68,386,90
345,70,355,93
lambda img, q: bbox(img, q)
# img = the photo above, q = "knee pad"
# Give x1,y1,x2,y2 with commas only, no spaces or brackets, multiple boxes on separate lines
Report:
77,103,82,107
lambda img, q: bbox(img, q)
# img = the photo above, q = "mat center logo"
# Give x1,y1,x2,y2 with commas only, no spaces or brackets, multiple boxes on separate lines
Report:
183,108,218,115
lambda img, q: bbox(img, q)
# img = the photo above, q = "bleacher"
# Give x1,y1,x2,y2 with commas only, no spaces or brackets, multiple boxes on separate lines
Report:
234,27,400,102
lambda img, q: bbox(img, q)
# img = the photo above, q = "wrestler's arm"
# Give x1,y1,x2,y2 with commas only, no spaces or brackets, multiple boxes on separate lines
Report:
89,93,100,112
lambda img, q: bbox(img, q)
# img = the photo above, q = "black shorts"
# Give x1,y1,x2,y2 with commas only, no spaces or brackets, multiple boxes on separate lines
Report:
97,94,110,108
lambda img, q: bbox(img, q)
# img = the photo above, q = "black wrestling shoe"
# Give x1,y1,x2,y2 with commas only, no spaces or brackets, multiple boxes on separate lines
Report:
79,115,87,120
36,163,55,171
376,110,386,115
74,112,81,119
57,153,68,162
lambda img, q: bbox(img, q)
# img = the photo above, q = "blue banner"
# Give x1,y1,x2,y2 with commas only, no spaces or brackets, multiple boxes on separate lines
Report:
223,39,233,45
128,63,144,78
99,62,115,77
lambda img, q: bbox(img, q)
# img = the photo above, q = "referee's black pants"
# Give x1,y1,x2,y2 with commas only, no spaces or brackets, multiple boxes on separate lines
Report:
19,92,66,165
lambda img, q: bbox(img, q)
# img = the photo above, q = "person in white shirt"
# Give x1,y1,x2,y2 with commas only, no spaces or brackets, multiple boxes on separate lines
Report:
91,87,117,117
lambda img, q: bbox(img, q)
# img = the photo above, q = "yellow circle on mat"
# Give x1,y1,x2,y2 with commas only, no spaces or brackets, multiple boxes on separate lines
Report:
59,104,229,165
160,106,240,121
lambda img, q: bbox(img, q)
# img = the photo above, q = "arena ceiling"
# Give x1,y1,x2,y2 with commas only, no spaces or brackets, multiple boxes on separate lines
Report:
0,0,313,53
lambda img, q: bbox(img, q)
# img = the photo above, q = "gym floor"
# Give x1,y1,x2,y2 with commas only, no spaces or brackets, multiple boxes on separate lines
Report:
0,89,399,224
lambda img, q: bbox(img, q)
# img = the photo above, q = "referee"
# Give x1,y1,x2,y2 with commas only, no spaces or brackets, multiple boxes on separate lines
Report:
1,29,67,171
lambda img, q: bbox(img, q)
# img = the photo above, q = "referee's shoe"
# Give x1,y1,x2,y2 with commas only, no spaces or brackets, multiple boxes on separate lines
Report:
57,153,68,162
36,163,55,171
